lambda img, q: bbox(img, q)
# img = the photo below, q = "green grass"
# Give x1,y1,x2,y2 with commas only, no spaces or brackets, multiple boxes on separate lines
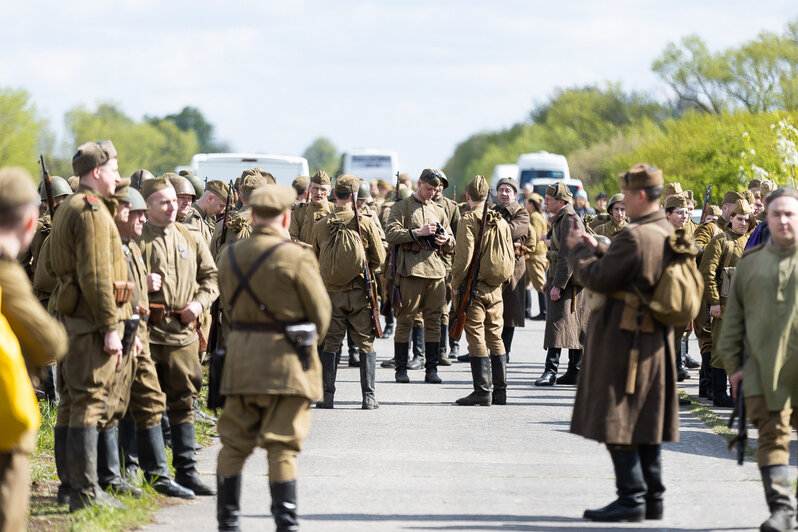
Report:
681,390,756,461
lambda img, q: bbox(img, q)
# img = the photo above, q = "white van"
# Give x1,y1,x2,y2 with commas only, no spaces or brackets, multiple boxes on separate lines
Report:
188,153,309,187
492,164,519,184
341,149,399,186
516,151,583,198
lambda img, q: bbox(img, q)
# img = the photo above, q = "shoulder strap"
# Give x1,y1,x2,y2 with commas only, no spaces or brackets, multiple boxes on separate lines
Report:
227,241,290,322
720,233,736,269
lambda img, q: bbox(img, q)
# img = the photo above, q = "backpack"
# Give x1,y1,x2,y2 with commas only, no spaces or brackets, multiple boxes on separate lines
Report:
635,225,704,326
478,211,515,286
318,215,366,286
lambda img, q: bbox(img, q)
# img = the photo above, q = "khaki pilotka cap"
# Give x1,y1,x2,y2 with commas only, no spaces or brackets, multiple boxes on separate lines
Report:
760,179,778,199
620,164,664,190
334,175,360,196
241,167,276,185
722,190,744,205
310,170,331,186
249,184,296,218
141,176,174,200
707,204,722,217
72,140,118,177
0,167,40,210
496,177,520,194
466,175,489,200
419,169,443,188
731,198,753,216
663,182,682,196
206,180,230,202
545,182,572,201
683,190,694,201
241,173,271,200
292,176,310,195
664,195,689,210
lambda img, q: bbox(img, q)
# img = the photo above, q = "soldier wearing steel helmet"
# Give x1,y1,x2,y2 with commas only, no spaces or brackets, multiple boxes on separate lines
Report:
593,193,628,241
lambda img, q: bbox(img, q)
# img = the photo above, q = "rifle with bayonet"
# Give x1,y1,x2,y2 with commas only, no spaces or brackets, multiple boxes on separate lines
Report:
449,199,489,340
350,185,383,339
39,155,56,217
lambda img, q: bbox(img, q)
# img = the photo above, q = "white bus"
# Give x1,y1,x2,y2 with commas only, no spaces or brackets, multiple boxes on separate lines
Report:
188,153,309,187
341,149,399,185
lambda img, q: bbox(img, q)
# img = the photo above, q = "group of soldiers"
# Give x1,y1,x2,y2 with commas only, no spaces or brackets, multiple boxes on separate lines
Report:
2,138,798,532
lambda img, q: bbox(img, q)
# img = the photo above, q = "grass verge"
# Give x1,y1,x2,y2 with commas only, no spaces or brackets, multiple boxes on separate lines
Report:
680,390,756,461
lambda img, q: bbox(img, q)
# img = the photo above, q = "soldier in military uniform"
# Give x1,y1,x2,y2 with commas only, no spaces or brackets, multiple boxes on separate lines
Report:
432,173,460,365
48,141,136,511
568,164,677,522
662,182,682,204
289,170,334,244
292,175,310,206
182,180,230,248
525,193,548,320
168,174,198,225
210,172,273,259
312,175,386,409
593,193,627,241
0,167,68,528
385,169,455,384
215,184,331,532
139,177,219,495
718,187,798,532
534,182,588,386
452,176,514,406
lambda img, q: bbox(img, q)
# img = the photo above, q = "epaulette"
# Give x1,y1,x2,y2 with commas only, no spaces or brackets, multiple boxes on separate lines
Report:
85,195,101,211
741,242,766,259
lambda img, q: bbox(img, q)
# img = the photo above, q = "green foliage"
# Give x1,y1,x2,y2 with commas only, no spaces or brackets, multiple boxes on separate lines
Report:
150,106,229,153
0,88,50,175
303,137,340,176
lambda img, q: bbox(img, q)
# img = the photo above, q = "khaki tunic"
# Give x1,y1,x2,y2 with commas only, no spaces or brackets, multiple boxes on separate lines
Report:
593,219,627,241
493,200,529,328
526,211,548,291
210,207,254,261
569,209,678,445
182,204,214,246
543,204,589,350
289,200,334,245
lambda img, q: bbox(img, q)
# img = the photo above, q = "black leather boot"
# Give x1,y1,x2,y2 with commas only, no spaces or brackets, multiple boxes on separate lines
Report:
424,341,442,383
534,348,560,386
456,356,491,406
360,352,379,410
172,422,215,495
138,424,195,499
54,425,70,505
42,364,58,403
556,349,581,385
712,367,735,407
380,357,395,368
161,413,172,449
98,427,143,497
698,351,711,398
347,333,360,367
583,448,646,522
394,342,410,383
501,326,514,363
676,348,690,382
382,311,394,338
315,351,338,409
438,323,451,366
68,426,122,512
408,326,424,370
525,288,533,319
490,353,507,405
531,291,546,320
217,474,242,532
639,444,664,520
760,465,796,531
117,417,139,481
449,337,460,358
270,480,299,532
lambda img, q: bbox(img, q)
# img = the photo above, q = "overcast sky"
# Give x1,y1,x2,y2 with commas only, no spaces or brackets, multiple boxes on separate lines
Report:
1,1,796,178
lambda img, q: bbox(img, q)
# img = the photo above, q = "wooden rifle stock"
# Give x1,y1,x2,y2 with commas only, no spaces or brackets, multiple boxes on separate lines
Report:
449,200,489,340
39,155,56,217
699,184,713,225
350,185,383,338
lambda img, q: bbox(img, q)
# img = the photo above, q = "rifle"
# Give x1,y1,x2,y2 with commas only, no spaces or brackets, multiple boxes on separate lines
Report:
449,199,489,340
118,314,141,373
727,360,747,465
699,184,713,225
39,155,56,217
206,180,234,357
350,185,383,339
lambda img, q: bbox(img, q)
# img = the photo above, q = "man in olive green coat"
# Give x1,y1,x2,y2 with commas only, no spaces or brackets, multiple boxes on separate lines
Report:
216,184,331,531
183,180,229,247
210,172,273,259
593,193,627,241
289,170,334,245
433,173,460,364
718,187,798,532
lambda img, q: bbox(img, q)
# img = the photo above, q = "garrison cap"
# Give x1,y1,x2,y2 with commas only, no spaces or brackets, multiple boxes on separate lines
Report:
41,176,72,200
240,167,276,185
241,172,270,200
722,190,744,205
113,177,132,201
310,170,331,186
707,204,722,217
419,169,444,188
545,182,572,202
206,180,230,202
249,184,296,218
72,140,118,177
121,187,147,211
141,176,174,200
130,169,154,191
731,198,753,216
67,175,80,192
607,193,625,210
620,164,664,190
760,179,777,199
743,189,755,205
166,173,196,197
292,176,310,196
496,177,519,194
664,182,682,196
664,194,689,210
748,179,761,190
334,174,360,196
0,167,39,210
527,192,543,210
466,175,489,200
358,180,372,201
683,190,694,201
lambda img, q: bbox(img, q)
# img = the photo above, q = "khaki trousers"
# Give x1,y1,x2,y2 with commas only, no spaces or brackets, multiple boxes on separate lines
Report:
746,395,798,467
150,340,202,425
59,331,119,427
0,452,29,532
395,275,445,342
464,284,505,357
323,286,376,353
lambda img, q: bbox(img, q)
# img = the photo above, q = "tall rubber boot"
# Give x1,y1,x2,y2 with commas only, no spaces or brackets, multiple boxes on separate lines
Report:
424,341,442,383
117,417,139,481
698,351,711,398
501,326,514,363
98,427,143,497
172,422,215,496
394,342,410,383
534,348,560,386
525,288,533,319
315,351,338,409
583,448,646,522
760,465,796,531
270,480,299,532
639,444,665,520
438,323,451,366
54,426,70,505
490,353,508,405
556,349,582,385
347,333,360,367
531,291,547,320
217,474,242,532
67,426,122,512
137,424,195,499
408,326,424,370
711,367,735,407
456,356,491,406
360,352,379,410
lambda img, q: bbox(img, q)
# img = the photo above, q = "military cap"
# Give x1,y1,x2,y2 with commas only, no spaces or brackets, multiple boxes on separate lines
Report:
545,182,573,202
743,189,755,205
166,173,196,197
358,180,372,201
141,176,174,200
664,182,682,196
376,179,391,192
748,179,761,190
41,176,72,200
731,198,753,216
121,187,147,211
419,169,444,188
334,174,360,196
130,169,154,191
397,186,412,199
67,175,80,192
466,175,489,200
250,184,296,218
620,164,664,190
527,192,544,210
310,170,331,186
683,190,694,201
664,195,689,210
0,167,39,210
206,180,230,202
113,177,132,201
607,193,625,210
707,204,722,217
241,172,271,200
760,179,777,199
496,177,519,194
183,173,204,197
721,190,743,205
292,176,310,196
72,140,117,177
596,192,608,201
